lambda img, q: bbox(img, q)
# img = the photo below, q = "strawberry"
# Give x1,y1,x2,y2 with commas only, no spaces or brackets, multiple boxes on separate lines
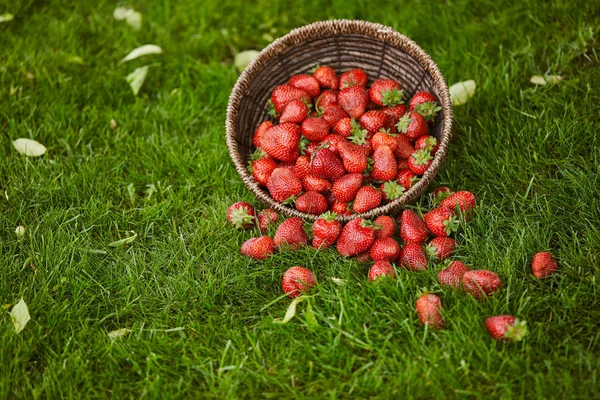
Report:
315,89,338,109
356,252,372,263
289,74,321,98
332,173,363,203
360,110,390,134
462,270,501,300
271,85,311,115
353,186,382,213
301,117,329,142
321,105,348,128
400,209,428,244
312,211,342,249
424,207,459,237
397,111,429,140
371,145,397,181
257,208,279,233
369,79,403,106
241,236,275,260
331,201,351,216
304,142,319,157
374,216,395,238
282,266,316,298
380,181,405,201
250,151,278,186
338,85,368,119
372,130,398,152
398,243,428,271
267,168,302,203
408,149,433,175
339,69,368,89
295,191,328,215
333,117,353,137
532,251,558,278
279,99,309,124
293,155,311,180
336,218,379,257
485,316,528,341
410,91,437,110
410,91,441,121
302,174,332,193
274,217,309,250
416,293,444,329
382,104,408,127
368,261,396,281
227,202,255,229
318,134,344,155
440,191,476,215
415,135,439,155
437,260,469,287
397,159,409,170
338,140,368,173
397,168,418,190
395,134,415,159
425,237,456,261
261,123,301,163
310,147,345,180
313,65,338,89
370,237,400,262
253,121,273,149
431,186,453,205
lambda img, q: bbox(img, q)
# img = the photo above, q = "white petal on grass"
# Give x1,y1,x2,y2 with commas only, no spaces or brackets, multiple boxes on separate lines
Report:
119,45,163,64
113,7,134,20
10,299,31,334
0,13,14,23
126,66,148,96
545,75,563,84
108,328,132,339
449,80,476,106
126,11,142,30
530,75,546,85
273,296,304,324
108,232,137,247
15,225,25,238
12,138,47,157
234,50,260,72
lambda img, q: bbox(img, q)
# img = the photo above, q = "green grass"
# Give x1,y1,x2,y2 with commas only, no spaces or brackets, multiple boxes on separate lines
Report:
1,0,600,398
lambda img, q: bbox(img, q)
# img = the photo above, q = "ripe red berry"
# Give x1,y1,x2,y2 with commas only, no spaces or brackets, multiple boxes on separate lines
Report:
295,191,328,215
532,251,558,278
437,260,469,288
416,293,444,329
400,209,428,244
241,236,275,260
485,315,528,341
368,261,396,281
274,217,309,250
282,266,316,298
398,243,428,271
462,270,501,300
312,212,342,249
227,202,255,230
374,216,395,238
369,237,400,262
257,208,279,233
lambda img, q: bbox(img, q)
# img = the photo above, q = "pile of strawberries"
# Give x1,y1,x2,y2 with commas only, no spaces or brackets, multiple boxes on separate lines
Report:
249,65,442,216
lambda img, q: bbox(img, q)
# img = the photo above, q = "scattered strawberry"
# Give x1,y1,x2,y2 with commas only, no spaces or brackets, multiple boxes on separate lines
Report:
353,186,382,213
282,266,317,298
339,69,368,89
398,243,428,271
253,121,273,149
228,201,255,229
440,191,476,215
426,237,456,261
371,145,397,181
360,110,390,134
289,74,321,98
310,147,345,180
462,270,501,300
369,79,403,106
257,208,279,233
485,316,528,341
437,260,469,288
431,186,453,205
380,181,404,201
336,218,379,257
424,207,459,237
321,104,348,128
279,99,309,123
274,217,309,250
250,151,278,186
415,135,439,155
271,84,311,115
313,65,338,89
241,236,275,260
302,174,332,193
374,216,395,238
370,237,400,262
416,293,444,329
301,117,330,142
332,173,363,203
397,111,429,140
408,149,433,175
338,85,368,119
261,123,301,162
267,168,302,203
400,209,428,244
397,168,418,190
368,261,396,281
532,251,558,278
312,211,342,249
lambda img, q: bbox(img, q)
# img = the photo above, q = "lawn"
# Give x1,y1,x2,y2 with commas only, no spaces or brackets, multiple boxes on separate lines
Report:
1,0,600,398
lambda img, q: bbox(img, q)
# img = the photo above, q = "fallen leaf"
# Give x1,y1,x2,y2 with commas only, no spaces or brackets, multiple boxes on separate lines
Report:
0,13,14,23
119,45,163,64
303,301,319,329
113,7,134,20
110,119,117,130
273,296,304,324
12,138,47,157
15,225,25,238
126,66,149,96
544,75,563,84
108,232,137,247
449,80,476,106
10,298,31,334
234,50,260,72
126,11,142,30
530,75,546,85
66,55,84,65
108,328,132,339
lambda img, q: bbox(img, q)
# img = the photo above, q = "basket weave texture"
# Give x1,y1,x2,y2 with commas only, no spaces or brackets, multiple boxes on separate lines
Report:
226,20,453,222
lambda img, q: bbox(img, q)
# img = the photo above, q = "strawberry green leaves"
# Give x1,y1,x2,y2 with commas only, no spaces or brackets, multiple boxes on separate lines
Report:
10,299,31,334
12,138,47,157
126,66,149,96
449,80,476,106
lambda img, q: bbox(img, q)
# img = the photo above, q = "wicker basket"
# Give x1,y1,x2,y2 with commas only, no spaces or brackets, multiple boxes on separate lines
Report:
226,20,452,222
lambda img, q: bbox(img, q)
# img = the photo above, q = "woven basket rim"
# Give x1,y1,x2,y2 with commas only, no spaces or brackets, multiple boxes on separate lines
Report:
226,19,453,222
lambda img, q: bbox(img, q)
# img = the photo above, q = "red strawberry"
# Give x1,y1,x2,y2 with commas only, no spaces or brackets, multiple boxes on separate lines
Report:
302,174,332,193
302,117,330,142
304,142,319,157
371,145,397,181
289,74,321,98
261,123,301,163
274,217,309,250
333,117,353,137
312,211,342,249
356,251,372,263
485,316,528,341
315,89,338,109
397,168,418,190
431,186,453,205
331,201,351,216
336,218,379,257
408,149,433,175
416,293,444,329
353,186,382,213
267,168,302,203
338,140,368,173
368,261,396,281
382,104,408,127
395,134,415,159
398,243,428,271
400,209,428,244
374,216,395,238
532,252,558,278
295,191,328,215
310,147,345,180
279,99,309,124
380,180,405,201
227,202,255,229
370,237,400,262
372,130,398,152
253,121,273,149
462,270,501,300
397,111,429,140
332,173,363,203
426,237,456,261
440,191,476,215
282,266,316,298
257,208,279,233
321,105,348,128
271,85,311,115
318,134,344,155
437,260,469,287
369,79,403,106
313,65,338,89
360,110,390,134
415,135,439,155
293,155,311,180
250,152,278,186
241,236,275,260
397,159,409,170
339,69,368,89
410,91,441,121
410,91,437,110
424,207,459,237
338,85,368,119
